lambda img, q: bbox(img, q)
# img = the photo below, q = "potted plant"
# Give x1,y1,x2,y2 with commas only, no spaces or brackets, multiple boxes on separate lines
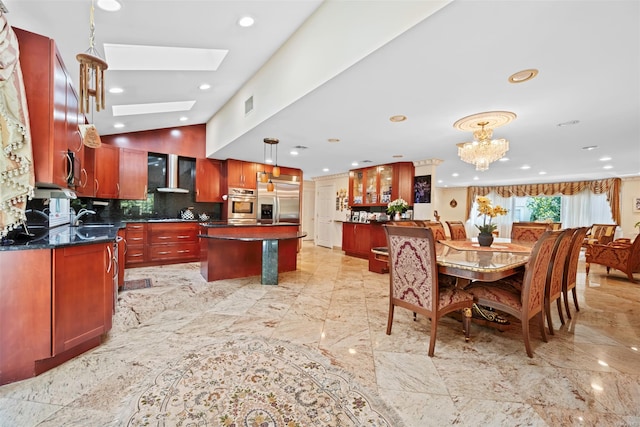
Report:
475,196,508,247
387,198,409,221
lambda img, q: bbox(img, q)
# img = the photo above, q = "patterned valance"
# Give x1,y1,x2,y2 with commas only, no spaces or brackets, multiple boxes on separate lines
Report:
465,178,621,224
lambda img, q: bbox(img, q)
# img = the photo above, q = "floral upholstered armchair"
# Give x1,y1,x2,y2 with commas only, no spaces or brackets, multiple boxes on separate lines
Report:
585,235,640,283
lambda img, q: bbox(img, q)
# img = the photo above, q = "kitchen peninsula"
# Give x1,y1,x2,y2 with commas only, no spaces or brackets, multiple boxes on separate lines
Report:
200,223,304,284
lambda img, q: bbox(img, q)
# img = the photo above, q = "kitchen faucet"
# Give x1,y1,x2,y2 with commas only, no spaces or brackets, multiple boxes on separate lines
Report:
72,209,96,226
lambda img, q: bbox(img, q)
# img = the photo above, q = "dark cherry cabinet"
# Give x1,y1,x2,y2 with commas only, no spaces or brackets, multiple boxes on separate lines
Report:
349,162,414,207
89,144,120,198
226,159,257,189
53,243,112,354
14,28,76,189
195,158,223,202
342,222,372,259
119,148,148,200
124,222,147,266
148,222,200,263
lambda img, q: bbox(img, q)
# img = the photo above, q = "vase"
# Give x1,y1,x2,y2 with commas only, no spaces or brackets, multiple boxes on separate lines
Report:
394,212,401,221
477,233,494,247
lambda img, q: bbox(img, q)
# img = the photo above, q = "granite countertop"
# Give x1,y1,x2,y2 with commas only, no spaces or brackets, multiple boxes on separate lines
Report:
0,223,123,251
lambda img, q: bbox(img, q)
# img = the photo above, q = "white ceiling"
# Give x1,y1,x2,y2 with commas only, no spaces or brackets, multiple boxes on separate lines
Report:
4,0,639,187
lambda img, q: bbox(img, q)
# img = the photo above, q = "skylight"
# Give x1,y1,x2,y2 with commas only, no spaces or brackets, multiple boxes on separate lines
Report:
112,101,196,116
104,44,228,71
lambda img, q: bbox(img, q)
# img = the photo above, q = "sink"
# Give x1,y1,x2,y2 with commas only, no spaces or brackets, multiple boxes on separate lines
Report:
72,224,115,228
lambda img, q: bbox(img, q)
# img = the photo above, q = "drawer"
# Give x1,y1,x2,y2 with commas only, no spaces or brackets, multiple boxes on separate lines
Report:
150,229,198,244
149,243,200,261
125,230,146,243
126,223,147,231
125,245,146,265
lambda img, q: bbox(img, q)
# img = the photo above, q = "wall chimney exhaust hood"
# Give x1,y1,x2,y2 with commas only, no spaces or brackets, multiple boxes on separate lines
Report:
157,154,189,193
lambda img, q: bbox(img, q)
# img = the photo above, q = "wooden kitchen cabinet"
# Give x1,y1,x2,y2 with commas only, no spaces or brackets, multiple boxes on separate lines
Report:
124,222,147,266
90,144,120,198
342,222,372,259
195,158,223,202
14,28,75,189
226,159,257,189
52,243,112,355
119,148,148,200
148,222,200,263
349,162,414,207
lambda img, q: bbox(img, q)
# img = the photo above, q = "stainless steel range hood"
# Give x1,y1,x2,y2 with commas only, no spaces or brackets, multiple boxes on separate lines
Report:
157,154,189,193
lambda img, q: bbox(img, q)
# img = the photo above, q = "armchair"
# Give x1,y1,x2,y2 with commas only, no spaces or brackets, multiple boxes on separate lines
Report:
582,223,617,249
585,235,640,283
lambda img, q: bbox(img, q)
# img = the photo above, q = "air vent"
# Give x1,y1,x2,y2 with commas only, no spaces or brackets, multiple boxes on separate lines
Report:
293,145,308,149
362,160,373,163
244,95,254,115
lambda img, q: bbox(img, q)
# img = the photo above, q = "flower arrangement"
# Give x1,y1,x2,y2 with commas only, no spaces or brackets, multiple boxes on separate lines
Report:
475,196,508,235
387,198,409,214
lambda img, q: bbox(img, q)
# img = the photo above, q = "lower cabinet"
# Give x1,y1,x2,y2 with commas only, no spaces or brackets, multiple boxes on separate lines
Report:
124,222,147,267
149,222,200,263
53,243,112,354
342,222,372,259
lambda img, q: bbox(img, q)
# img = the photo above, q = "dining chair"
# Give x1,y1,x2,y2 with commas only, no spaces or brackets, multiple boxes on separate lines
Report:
421,221,447,241
562,227,590,318
464,230,559,357
446,220,467,240
544,228,574,334
510,222,552,242
384,225,474,357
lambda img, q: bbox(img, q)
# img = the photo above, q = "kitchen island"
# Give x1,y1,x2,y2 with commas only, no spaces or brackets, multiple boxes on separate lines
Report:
199,223,303,284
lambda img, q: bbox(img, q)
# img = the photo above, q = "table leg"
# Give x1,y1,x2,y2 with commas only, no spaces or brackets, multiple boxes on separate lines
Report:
262,239,278,285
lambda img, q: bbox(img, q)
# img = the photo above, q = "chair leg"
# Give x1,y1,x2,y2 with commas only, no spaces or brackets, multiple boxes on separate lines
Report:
413,312,417,321
386,304,395,335
545,300,554,335
571,287,580,312
428,319,438,357
556,298,565,325
585,262,590,275
563,290,572,319
522,318,533,358
538,312,548,343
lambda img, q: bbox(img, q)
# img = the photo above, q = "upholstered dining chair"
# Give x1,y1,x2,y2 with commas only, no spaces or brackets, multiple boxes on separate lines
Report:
544,228,575,334
562,227,590,318
585,235,640,283
384,225,474,357
464,230,559,357
420,221,447,241
510,222,552,242
446,221,467,240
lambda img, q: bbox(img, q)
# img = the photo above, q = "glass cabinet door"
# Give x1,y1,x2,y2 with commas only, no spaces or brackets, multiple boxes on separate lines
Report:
365,166,378,204
351,170,363,204
379,165,393,204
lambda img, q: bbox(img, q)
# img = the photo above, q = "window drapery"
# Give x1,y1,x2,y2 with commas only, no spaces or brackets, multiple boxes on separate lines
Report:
465,178,621,224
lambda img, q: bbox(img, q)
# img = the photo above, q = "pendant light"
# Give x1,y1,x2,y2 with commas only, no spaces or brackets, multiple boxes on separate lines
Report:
264,137,280,178
260,142,269,183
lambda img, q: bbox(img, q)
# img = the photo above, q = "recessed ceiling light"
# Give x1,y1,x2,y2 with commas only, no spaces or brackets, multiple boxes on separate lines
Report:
582,145,598,151
113,122,125,128
97,0,121,12
508,69,539,83
558,120,580,127
539,171,547,175
238,16,255,27
199,83,211,90
104,43,228,71
322,168,329,172
351,162,358,167
437,180,443,184
109,87,124,94
452,173,459,177
521,165,531,170
327,138,340,143
179,116,188,122
498,157,509,162
290,150,299,156
599,156,612,161
389,115,407,122
112,100,195,116
473,176,479,181
603,165,613,169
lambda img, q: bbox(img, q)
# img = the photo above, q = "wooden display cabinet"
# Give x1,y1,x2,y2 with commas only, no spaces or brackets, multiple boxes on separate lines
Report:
348,162,414,207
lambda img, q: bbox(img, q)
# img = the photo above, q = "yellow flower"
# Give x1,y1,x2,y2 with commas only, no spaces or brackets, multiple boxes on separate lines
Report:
475,198,508,234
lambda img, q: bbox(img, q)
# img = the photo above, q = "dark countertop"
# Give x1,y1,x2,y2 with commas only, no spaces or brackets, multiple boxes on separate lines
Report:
200,232,307,242
200,222,300,228
0,223,123,251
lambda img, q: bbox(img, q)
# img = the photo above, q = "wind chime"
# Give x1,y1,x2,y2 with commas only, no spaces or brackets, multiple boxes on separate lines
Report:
76,0,107,148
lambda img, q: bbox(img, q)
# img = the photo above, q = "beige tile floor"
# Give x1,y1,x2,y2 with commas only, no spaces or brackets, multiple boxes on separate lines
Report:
1,243,639,426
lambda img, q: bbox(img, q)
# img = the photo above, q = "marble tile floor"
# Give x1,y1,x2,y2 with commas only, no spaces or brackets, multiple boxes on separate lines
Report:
1,243,639,426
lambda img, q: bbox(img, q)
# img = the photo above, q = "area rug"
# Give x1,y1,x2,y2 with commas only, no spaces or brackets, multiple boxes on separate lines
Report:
127,336,405,426
121,278,152,291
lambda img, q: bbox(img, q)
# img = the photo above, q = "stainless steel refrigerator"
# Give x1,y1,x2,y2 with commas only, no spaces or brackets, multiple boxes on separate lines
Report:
257,174,301,224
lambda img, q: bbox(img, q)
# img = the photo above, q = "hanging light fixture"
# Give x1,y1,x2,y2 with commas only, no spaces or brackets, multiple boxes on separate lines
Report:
263,138,279,191
76,0,108,115
260,142,269,183
453,111,516,171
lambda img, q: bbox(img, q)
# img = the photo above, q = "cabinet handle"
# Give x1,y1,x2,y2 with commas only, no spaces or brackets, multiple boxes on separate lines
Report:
157,236,171,240
130,237,143,242
106,245,112,273
65,152,73,183
156,251,171,255
94,178,99,194
129,253,143,258
177,250,190,254
123,237,128,255
74,130,83,152
116,183,120,197
177,235,191,239
80,168,88,188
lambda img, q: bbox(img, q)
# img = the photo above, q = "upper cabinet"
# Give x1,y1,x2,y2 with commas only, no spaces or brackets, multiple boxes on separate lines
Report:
349,162,414,207
118,148,148,200
225,159,257,189
14,28,77,189
195,158,223,202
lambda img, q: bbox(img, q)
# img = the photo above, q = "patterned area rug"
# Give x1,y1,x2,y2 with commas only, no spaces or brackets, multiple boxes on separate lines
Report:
127,337,405,426
121,278,152,291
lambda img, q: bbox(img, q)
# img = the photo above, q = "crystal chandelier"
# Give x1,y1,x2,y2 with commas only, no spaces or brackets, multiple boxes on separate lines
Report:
453,111,516,171
456,122,509,171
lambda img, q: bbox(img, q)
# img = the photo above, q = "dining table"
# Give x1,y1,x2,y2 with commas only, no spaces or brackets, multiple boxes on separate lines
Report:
371,237,534,326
